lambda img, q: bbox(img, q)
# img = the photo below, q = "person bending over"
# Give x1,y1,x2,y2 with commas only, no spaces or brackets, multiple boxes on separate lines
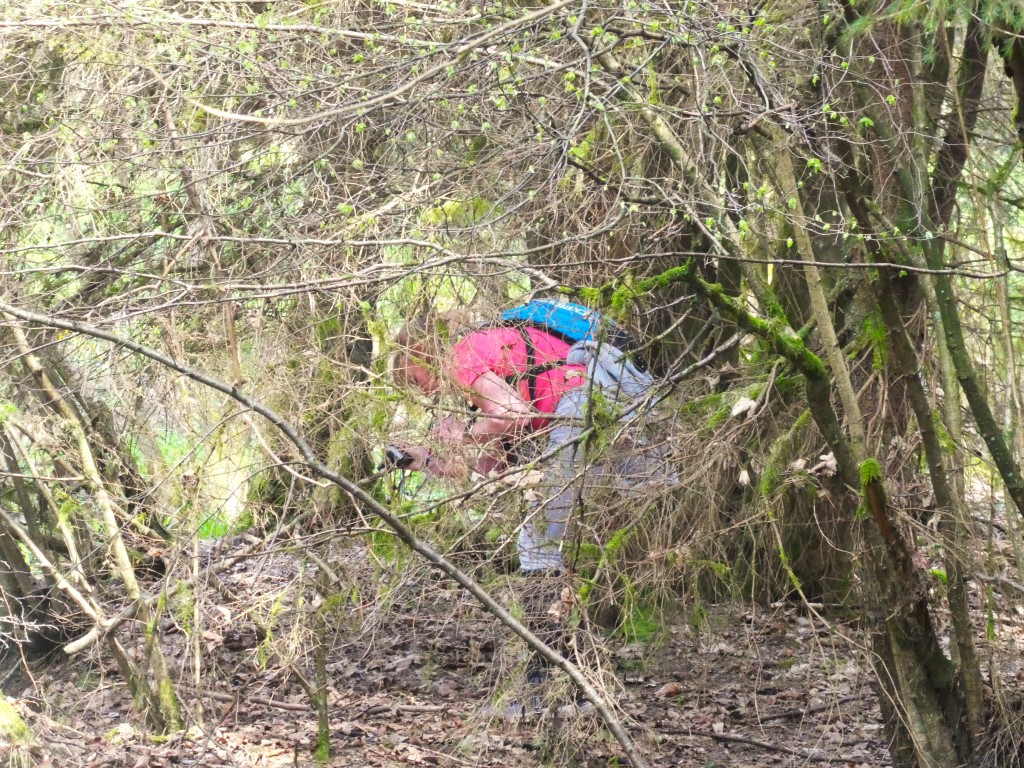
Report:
390,313,669,715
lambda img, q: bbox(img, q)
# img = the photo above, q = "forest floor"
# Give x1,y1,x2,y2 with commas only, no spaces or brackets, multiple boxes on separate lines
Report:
5,534,1024,768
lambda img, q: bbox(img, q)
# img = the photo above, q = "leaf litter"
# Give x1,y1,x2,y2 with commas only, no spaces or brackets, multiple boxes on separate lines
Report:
7,534,1023,768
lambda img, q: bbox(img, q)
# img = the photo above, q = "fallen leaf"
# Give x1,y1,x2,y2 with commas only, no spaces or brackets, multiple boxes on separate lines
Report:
654,682,683,698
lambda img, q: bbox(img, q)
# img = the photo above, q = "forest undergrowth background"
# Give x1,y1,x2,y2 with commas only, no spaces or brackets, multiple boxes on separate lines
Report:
3,0,1024,765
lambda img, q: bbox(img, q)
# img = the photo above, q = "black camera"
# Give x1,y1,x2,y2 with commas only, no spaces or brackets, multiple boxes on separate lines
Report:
381,445,415,470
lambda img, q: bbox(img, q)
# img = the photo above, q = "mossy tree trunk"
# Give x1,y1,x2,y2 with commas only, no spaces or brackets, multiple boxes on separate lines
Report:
678,261,975,767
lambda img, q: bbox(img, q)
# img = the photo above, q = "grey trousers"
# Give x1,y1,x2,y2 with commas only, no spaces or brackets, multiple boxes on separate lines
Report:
517,387,673,573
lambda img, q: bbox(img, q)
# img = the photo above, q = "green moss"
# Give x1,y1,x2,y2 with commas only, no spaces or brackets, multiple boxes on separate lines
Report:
315,739,330,763
585,388,620,431
171,583,195,632
316,359,342,387
860,312,888,370
759,461,781,496
248,470,289,508
933,411,955,453
696,278,826,379
687,600,707,632
859,458,883,489
619,603,661,643
703,404,731,433
321,593,348,613
157,676,182,732
759,408,812,497
0,698,30,744
679,391,725,416
485,527,504,543
608,265,691,314
773,373,802,396
792,407,812,430
573,286,605,306
573,541,602,563
777,544,802,592
676,390,730,436
148,593,167,635
603,524,631,559
57,491,81,523
230,510,254,535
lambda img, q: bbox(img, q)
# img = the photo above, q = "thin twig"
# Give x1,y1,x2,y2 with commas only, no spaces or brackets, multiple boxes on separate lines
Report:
758,693,864,722
664,727,890,765
205,690,310,713
977,573,1024,595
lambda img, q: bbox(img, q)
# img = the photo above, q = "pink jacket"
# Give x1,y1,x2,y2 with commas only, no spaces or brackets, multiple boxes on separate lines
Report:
450,327,586,429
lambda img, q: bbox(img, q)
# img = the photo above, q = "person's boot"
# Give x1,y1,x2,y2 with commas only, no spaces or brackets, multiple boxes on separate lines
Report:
481,571,565,720
480,670,546,720
525,668,546,715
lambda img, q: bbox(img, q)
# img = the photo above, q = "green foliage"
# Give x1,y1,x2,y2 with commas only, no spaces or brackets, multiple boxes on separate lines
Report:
55,490,81,524
125,436,148,475
0,399,17,423
314,315,343,349
248,470,290,510
2,1,1017,755
230,509,255,535
979,0,1024,26
376,268,477,337
197,512,230,539
420,197,494,227
369,528,400,563
568,130,597,163
157,430,195,469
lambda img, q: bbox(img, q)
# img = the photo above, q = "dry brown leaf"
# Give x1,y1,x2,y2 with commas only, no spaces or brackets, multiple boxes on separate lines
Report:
654,682,683,698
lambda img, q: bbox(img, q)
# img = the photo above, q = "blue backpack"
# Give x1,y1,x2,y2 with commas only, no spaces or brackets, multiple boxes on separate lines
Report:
499,300,645,365
496,300,649,404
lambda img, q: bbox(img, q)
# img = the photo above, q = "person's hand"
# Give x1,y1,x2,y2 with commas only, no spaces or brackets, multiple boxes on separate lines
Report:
432,416,468,445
